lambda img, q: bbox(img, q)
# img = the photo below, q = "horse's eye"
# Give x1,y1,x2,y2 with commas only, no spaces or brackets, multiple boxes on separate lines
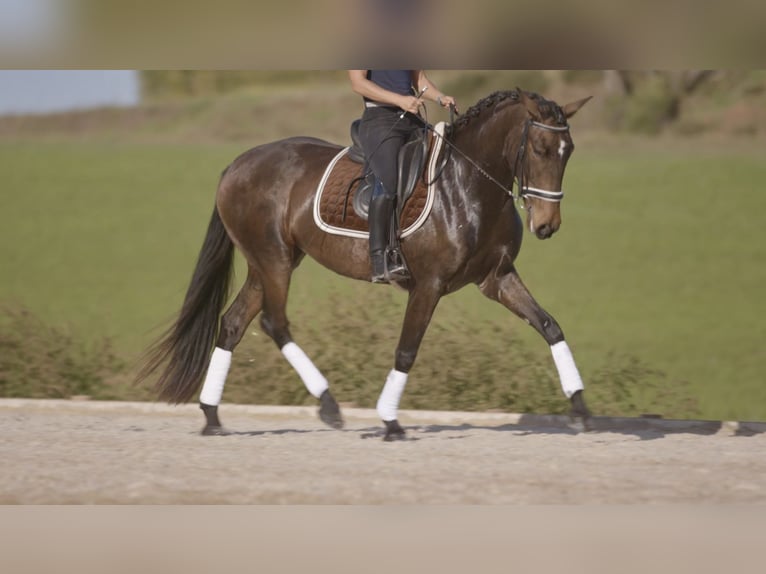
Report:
531,145,546,158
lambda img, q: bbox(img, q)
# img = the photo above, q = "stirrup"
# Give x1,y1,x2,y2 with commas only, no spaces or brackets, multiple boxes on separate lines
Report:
386,248,410,281
370,250,388,284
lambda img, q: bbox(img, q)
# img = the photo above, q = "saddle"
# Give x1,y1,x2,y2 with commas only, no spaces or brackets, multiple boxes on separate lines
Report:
347,118,430,222
313,121,448,240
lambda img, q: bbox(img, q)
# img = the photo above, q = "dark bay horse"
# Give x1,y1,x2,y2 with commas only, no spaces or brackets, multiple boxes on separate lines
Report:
138,88,592,440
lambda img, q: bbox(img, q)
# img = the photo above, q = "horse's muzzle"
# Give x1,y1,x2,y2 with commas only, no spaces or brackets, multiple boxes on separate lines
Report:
534,223,557,240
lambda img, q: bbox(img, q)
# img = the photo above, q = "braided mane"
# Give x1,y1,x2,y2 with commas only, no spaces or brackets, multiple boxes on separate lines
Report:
453,89,566,131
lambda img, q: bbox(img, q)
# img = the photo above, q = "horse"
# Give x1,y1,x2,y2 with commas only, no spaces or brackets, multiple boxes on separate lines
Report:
137,88,593,441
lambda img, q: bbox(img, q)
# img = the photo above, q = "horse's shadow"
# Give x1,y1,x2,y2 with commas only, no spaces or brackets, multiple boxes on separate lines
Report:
211,417,765,442
402,416,766,441
407,423,670,442
221,426,421,440
227,429,318,437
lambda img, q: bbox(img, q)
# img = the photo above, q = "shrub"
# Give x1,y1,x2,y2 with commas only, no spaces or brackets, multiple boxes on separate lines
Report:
0,306,126,400
0,299,698,418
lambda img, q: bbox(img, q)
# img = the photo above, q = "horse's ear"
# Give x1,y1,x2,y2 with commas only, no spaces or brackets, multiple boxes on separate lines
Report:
516,87,541,121
562,96,592,119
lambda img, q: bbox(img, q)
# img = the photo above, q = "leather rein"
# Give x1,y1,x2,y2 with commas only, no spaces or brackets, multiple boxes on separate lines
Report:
421,107,571,207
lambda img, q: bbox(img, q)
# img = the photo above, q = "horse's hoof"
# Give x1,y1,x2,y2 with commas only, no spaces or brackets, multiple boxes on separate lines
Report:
383,420,406,442
383,431,406,442
319,390,344,430
568,409,594,432
569,410,594,432
201,425,231,436
568,416,591,433
569,390,593,432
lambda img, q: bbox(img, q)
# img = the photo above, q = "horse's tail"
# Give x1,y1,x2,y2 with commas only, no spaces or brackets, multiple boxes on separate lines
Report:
137,201,234,404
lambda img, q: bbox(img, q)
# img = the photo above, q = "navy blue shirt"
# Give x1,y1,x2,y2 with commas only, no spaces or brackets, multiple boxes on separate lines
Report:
365,70,414,103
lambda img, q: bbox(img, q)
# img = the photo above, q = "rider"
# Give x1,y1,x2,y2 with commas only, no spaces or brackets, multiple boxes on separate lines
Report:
348,70,456,283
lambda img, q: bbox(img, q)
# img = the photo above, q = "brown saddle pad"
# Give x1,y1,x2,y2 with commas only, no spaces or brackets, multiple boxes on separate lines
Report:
317,155,429,234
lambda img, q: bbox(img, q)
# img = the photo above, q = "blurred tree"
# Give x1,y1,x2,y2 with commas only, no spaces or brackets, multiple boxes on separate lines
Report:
604,70,718,133
140,71,348,99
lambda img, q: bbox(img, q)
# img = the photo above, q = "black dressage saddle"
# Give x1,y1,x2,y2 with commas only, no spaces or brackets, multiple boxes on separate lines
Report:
346,118,430,221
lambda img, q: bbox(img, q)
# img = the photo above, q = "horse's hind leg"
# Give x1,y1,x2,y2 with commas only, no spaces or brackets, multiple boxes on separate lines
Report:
257,259,344,430
199,268,264,435
478,264,592,429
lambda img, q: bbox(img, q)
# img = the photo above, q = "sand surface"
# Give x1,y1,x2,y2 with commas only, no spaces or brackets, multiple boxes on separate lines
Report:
1,399,764,504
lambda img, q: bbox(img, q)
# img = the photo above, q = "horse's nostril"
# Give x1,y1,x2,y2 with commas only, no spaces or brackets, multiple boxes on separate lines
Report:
536,224,555,239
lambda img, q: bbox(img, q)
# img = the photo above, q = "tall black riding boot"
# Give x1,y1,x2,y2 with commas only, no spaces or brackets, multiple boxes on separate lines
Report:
368,194,408,283
368,194,393,283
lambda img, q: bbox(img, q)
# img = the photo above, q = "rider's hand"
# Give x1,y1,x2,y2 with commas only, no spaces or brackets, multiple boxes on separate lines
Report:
399,95,422,115
437,95,458,112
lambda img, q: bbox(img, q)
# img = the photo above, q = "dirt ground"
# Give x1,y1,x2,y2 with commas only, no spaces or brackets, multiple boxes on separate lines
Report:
1,399,765,504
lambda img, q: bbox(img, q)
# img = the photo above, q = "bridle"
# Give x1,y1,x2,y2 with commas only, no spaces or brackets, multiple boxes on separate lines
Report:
514,119,571,204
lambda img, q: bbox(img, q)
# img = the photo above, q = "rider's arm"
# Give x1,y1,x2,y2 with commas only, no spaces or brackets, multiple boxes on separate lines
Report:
348,70,419,113
413,71,457,110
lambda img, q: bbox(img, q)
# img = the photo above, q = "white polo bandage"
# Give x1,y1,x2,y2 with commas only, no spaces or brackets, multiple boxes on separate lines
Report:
550,341,584,398
281,342,329,398
199,347,232,406
377,369,408,422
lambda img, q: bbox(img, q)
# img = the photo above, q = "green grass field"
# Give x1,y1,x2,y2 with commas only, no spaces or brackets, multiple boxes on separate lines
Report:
2,125,765,420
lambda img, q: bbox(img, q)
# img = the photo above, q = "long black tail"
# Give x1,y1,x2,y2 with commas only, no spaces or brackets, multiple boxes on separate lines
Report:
137,204,234,404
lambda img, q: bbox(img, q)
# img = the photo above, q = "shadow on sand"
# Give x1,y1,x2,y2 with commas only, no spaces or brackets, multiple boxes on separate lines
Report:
189,415,766,442
404,415,766,442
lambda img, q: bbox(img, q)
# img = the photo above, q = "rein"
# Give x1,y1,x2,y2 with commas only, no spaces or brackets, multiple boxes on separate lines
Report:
416,107,570,207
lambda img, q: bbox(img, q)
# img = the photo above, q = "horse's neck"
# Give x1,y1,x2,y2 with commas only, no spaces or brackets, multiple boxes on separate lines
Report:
452,105,523,187
447,105,523,208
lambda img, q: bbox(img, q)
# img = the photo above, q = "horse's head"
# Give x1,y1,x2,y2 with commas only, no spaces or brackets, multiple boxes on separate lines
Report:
514,90,591,239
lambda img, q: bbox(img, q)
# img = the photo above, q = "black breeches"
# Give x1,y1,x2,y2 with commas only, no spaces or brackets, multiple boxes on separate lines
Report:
357,106,421,199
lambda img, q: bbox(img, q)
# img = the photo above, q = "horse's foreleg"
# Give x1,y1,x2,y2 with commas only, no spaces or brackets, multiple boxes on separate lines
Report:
258,264,343,430
380,286,442,441
478,265,592,426
199,270,264,435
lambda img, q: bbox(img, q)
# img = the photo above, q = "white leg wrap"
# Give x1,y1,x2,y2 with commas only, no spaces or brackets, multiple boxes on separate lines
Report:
199,347,232,406
550,341,584,398
281,342,329,398
376,369,408,422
